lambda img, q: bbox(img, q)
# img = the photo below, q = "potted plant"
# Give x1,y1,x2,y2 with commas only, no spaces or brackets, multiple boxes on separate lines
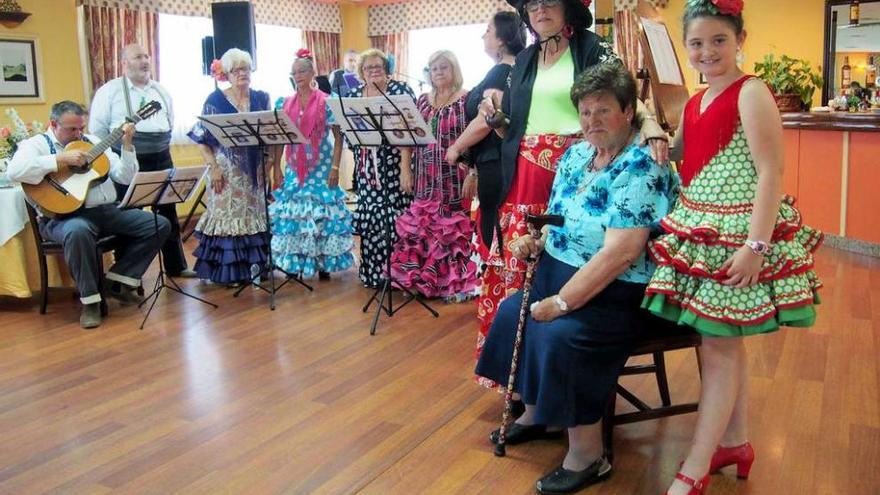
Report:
754,54,824,112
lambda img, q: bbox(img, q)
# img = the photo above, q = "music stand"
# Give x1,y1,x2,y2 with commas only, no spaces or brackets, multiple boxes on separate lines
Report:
196,109,312,310
119,167,218,329
330,84,440,335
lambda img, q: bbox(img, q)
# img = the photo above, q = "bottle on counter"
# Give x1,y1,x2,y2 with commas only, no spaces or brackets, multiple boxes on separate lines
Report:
842,56,852,89
867,55,877,89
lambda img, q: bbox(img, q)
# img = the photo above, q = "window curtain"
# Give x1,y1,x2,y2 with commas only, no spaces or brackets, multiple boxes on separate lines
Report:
83,5,159,96
302,31,340,75
613,8,643,79
369,32,408,80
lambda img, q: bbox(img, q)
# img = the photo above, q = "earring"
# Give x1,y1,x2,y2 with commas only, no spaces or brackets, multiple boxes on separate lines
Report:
736,48,745,66
310,80,319,90
562,24,574,38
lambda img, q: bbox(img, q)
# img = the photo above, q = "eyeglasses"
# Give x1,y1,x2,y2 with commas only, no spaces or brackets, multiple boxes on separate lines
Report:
230,67,251,75
363,64,385,73
524,0,562,13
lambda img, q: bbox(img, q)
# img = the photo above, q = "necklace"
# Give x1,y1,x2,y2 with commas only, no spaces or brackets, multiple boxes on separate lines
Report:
576,142,628,195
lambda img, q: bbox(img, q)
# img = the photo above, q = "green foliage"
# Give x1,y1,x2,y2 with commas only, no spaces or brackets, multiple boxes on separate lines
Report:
754,54,824,109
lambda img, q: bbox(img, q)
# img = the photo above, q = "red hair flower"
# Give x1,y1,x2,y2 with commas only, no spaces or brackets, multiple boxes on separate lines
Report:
296,48,313,60
581,0,592,7
210,59,227,82
711,0,743,15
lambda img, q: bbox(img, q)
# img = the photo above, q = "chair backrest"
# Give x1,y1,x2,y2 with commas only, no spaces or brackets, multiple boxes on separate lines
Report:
24,201,49,249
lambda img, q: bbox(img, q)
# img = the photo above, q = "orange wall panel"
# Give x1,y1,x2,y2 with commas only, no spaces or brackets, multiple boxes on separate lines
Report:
783,129,800,198
845,132,880,244
797,130,843,235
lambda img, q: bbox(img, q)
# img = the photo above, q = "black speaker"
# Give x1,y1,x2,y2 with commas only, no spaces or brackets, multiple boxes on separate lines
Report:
211,1,257,70
201,36,214,75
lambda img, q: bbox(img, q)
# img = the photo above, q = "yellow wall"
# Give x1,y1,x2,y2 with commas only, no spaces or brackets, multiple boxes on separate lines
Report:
664,0,826,104
339,3,371,53
0,0,85,124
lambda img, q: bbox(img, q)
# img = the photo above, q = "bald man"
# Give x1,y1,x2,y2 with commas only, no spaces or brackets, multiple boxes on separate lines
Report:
90,44,194,278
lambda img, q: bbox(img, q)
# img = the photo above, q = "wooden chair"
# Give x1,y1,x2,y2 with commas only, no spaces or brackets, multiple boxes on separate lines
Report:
25,202,120,316
602,321,702,462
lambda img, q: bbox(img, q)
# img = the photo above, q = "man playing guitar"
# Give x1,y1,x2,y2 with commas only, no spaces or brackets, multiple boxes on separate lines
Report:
8,100,170,329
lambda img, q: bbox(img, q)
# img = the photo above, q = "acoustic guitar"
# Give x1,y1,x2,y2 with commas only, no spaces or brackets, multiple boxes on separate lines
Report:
23,101,162,215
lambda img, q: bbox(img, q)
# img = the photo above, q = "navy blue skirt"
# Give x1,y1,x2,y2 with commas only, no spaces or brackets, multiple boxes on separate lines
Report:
475,254,652,427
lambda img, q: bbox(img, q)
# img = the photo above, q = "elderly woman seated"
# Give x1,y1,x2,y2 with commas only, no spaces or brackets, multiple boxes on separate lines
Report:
475,63,679,494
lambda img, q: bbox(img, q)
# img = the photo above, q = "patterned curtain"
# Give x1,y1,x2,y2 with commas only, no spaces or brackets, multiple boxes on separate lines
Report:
613,8,643,79
302,31,340,75
369,32,409,80
83,5,159,97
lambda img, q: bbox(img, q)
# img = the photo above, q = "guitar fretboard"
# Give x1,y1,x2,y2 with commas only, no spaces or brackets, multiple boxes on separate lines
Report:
85,127,125,162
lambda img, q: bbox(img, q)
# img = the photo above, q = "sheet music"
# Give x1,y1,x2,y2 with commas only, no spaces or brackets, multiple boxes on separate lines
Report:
641,18,684,86
118,170,170,208
197,110,307,148
328,94,436,147
157,166,207,205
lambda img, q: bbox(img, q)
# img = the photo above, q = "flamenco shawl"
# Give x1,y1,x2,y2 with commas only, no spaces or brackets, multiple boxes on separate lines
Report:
282,89,328,187
681,75,754,187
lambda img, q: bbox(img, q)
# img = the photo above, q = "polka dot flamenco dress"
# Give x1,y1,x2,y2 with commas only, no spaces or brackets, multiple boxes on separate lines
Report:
643,76,823,336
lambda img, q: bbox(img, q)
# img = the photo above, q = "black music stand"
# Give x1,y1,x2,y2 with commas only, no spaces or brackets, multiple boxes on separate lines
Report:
196,109,312,310
119,167,218,329
331,84,439,335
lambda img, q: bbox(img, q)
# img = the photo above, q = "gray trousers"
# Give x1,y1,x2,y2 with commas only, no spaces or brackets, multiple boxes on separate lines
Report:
40,204,171,304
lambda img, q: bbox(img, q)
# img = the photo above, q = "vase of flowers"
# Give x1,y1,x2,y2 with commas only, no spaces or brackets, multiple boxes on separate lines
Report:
0,108,44,184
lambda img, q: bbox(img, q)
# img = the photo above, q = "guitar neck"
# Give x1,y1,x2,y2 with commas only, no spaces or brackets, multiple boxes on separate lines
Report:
85,127,125,162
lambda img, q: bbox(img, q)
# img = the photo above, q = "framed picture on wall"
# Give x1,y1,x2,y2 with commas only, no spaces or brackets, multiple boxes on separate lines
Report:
0,35,44,104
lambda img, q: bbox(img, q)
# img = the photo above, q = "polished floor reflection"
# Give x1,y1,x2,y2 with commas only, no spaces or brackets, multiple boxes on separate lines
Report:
0,245,877,494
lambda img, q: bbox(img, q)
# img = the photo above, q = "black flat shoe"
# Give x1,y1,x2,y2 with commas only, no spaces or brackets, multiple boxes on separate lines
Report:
489,422,564,446
535,456,612,494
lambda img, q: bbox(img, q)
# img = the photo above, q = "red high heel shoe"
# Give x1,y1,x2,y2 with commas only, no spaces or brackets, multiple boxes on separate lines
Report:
709,442,755,479
665,472,711,495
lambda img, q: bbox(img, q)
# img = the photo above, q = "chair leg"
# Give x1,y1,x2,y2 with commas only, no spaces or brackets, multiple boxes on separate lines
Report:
602,391,617,463
38,254,49,314
653,351,672,407
97,250,108,317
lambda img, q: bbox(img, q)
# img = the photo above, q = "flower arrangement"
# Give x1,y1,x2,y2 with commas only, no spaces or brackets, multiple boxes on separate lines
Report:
0,108,44,167
210,59,227,82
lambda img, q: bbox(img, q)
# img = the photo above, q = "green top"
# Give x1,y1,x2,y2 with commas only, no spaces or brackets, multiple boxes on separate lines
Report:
525,47,581,136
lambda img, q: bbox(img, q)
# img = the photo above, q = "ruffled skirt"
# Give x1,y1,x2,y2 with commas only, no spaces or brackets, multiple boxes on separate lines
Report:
270,181,354,278
390,198,478,298
643,195,823,336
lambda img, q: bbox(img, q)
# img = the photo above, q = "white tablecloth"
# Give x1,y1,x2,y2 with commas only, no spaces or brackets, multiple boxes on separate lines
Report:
0,185,27,246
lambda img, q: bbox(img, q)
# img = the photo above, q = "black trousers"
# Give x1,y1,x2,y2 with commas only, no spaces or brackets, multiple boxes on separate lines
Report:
114,148,188,275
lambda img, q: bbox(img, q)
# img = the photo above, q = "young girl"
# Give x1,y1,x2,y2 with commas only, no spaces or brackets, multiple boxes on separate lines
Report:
642,1,822,494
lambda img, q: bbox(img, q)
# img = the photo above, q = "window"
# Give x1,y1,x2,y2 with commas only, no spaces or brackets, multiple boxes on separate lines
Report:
158,14,301,144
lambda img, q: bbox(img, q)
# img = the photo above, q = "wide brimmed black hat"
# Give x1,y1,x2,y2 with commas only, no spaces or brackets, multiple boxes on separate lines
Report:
507,0,594,32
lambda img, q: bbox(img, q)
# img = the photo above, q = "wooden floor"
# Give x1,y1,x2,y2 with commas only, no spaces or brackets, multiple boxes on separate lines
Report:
0,244,877,495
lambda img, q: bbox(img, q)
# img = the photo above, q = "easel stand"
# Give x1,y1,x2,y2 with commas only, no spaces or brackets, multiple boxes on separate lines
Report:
122,174,218,329
196,109,313,310
336,84,439,335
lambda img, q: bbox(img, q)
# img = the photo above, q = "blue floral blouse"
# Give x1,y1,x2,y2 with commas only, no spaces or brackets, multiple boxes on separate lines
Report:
544,138,679,284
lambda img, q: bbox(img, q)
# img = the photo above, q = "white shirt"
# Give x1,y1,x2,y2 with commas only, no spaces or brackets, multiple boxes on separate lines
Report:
89,76,174,138
7,129,139,208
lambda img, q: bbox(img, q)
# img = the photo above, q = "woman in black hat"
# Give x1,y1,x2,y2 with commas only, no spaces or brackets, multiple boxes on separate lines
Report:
473,0,669,382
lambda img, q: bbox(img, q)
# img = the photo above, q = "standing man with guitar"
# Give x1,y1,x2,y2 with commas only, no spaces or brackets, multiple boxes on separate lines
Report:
90,44,195,278
8,101,170,329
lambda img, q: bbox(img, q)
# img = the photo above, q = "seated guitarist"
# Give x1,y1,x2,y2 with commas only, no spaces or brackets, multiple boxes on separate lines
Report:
7,101,171,329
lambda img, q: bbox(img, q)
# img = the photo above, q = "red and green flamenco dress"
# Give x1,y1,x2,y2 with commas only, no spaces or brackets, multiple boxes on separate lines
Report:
642,76,823,336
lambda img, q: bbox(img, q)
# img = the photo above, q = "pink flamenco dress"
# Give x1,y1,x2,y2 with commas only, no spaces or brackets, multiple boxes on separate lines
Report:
389,93,478,299
643,76,823,335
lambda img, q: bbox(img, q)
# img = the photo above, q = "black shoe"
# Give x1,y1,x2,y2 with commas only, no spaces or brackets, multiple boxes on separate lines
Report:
80,303,102,329
489,422,564,446
103,280,142,305
536,456,612,494
318,271,330,281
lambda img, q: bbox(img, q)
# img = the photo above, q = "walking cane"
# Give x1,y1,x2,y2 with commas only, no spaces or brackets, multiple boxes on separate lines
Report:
494,213,563,457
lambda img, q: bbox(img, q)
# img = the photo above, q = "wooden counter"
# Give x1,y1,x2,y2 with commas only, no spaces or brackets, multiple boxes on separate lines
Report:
782,114,880,246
